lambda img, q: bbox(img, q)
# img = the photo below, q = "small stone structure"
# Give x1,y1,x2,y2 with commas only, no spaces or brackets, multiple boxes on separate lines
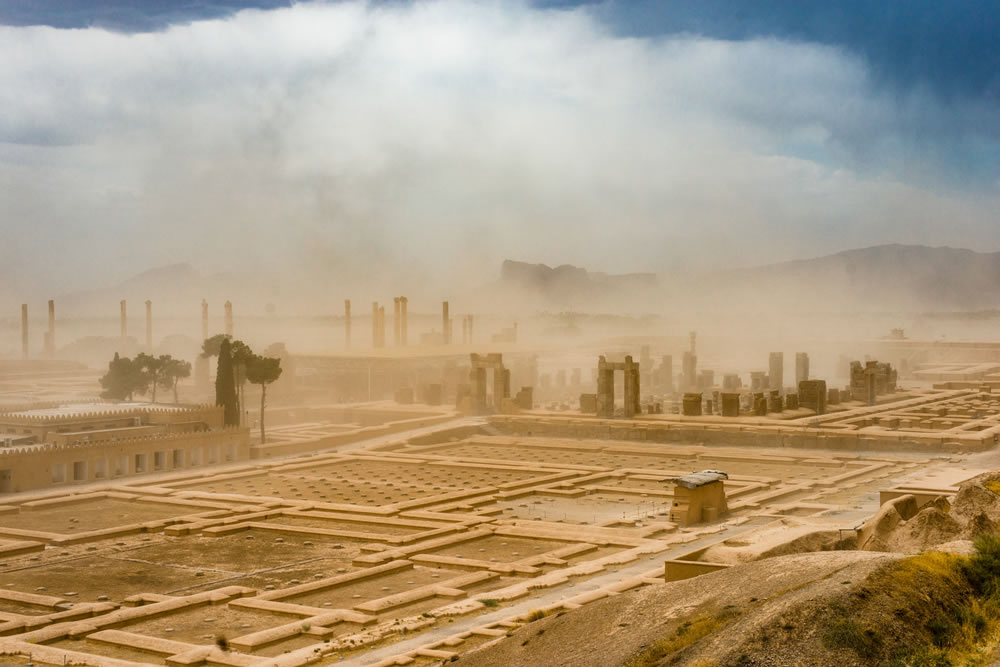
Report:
669,470,728,526
467,353,511,414
850,360,898,406
768,390,783,413
799,379,828,414
579,393,598,413
596,355,640,418
720,392,740,417
513,386,533,410
682,392,702,416
224,300,233,337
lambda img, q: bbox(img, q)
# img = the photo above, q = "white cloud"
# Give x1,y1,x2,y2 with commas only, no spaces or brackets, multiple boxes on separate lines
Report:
0,0,997,300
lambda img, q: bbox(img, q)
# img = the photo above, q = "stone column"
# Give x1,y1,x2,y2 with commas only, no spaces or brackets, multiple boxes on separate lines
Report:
462,317,468,344
400,297,408,346
493,368,507,410
120,299,127,339
46,299,55,357
472,367,487,411
224,301,233,337
596,356,614,418
442,301,450,345
661,355,673,392
378,306,386,348
145,300,153,352
197,299,209,391
795,352,809,385
682,351,697,391
393,297,401,346
769,352,784,394
467,315,473,343
623,355,639,418
344,299,351,349
20,304,28,359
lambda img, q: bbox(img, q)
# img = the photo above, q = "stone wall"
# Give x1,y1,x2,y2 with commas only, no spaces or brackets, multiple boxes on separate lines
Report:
0,427,250,495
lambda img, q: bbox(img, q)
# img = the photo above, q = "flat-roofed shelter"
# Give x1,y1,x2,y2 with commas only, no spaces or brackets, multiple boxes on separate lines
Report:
669,469,729,526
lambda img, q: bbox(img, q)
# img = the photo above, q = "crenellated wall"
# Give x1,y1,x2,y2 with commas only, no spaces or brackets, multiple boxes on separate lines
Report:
0,426,249,495
0,403,223,444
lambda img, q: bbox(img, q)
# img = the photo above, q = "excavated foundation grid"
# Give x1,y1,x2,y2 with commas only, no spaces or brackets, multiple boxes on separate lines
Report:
0,433,930,666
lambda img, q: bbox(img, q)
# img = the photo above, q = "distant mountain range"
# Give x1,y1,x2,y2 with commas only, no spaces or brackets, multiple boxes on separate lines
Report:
705,244,1000,312
495,245,1000,312
19,244,1000,317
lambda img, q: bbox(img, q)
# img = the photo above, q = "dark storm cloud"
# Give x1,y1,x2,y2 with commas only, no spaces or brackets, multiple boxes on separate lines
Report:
0,1,997,301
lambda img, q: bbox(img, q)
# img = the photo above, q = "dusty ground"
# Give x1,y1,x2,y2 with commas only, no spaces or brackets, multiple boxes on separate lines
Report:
458,551,899,667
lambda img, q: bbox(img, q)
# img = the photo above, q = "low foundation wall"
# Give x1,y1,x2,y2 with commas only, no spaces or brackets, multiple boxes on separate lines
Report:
488,415,995,453
250,412,459,459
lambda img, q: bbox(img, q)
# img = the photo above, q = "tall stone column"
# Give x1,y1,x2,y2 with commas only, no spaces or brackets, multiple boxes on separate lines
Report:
596,356,614,418
462,317,468,344
196,298,210,392
46,300,55,357
393,297,401,346
442,301,450,345
224,301,233,337
623,355,639,418
795,352,810,385
20,304,28,359
145,300,153,352
472,366,487,412
344,299,351,349
769,352,784,394
467,315,473,344
120,300,127,339
371,302,379,347
378,306,386,347
400,297,407,346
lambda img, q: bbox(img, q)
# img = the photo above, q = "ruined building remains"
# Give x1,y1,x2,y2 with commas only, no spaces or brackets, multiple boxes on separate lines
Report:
596,355,640,418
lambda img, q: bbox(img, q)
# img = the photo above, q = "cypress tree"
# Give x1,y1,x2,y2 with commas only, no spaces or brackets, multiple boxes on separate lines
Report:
216,338,239,426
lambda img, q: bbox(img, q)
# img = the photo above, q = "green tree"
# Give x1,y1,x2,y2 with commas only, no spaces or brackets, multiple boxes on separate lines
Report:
200,333,231,359
99,352,147,401
215,338,239,426
160,357,192,403
245,354,282,444
134,352,167,403
229,340,253,425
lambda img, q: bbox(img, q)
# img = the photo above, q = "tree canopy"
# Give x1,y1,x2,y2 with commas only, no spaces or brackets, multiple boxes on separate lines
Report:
160,356,192,403
215,338,239,427
99,352,148,401
246,353,282,444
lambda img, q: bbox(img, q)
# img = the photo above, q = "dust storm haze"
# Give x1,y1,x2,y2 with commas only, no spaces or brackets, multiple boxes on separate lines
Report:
3,3,1000,666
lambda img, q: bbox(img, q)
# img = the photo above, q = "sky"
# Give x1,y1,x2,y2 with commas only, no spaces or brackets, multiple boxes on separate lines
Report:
1,0,999,299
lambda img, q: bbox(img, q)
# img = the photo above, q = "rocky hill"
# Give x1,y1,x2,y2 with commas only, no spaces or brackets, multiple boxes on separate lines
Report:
701,244,1000,312
458,473,1000,667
